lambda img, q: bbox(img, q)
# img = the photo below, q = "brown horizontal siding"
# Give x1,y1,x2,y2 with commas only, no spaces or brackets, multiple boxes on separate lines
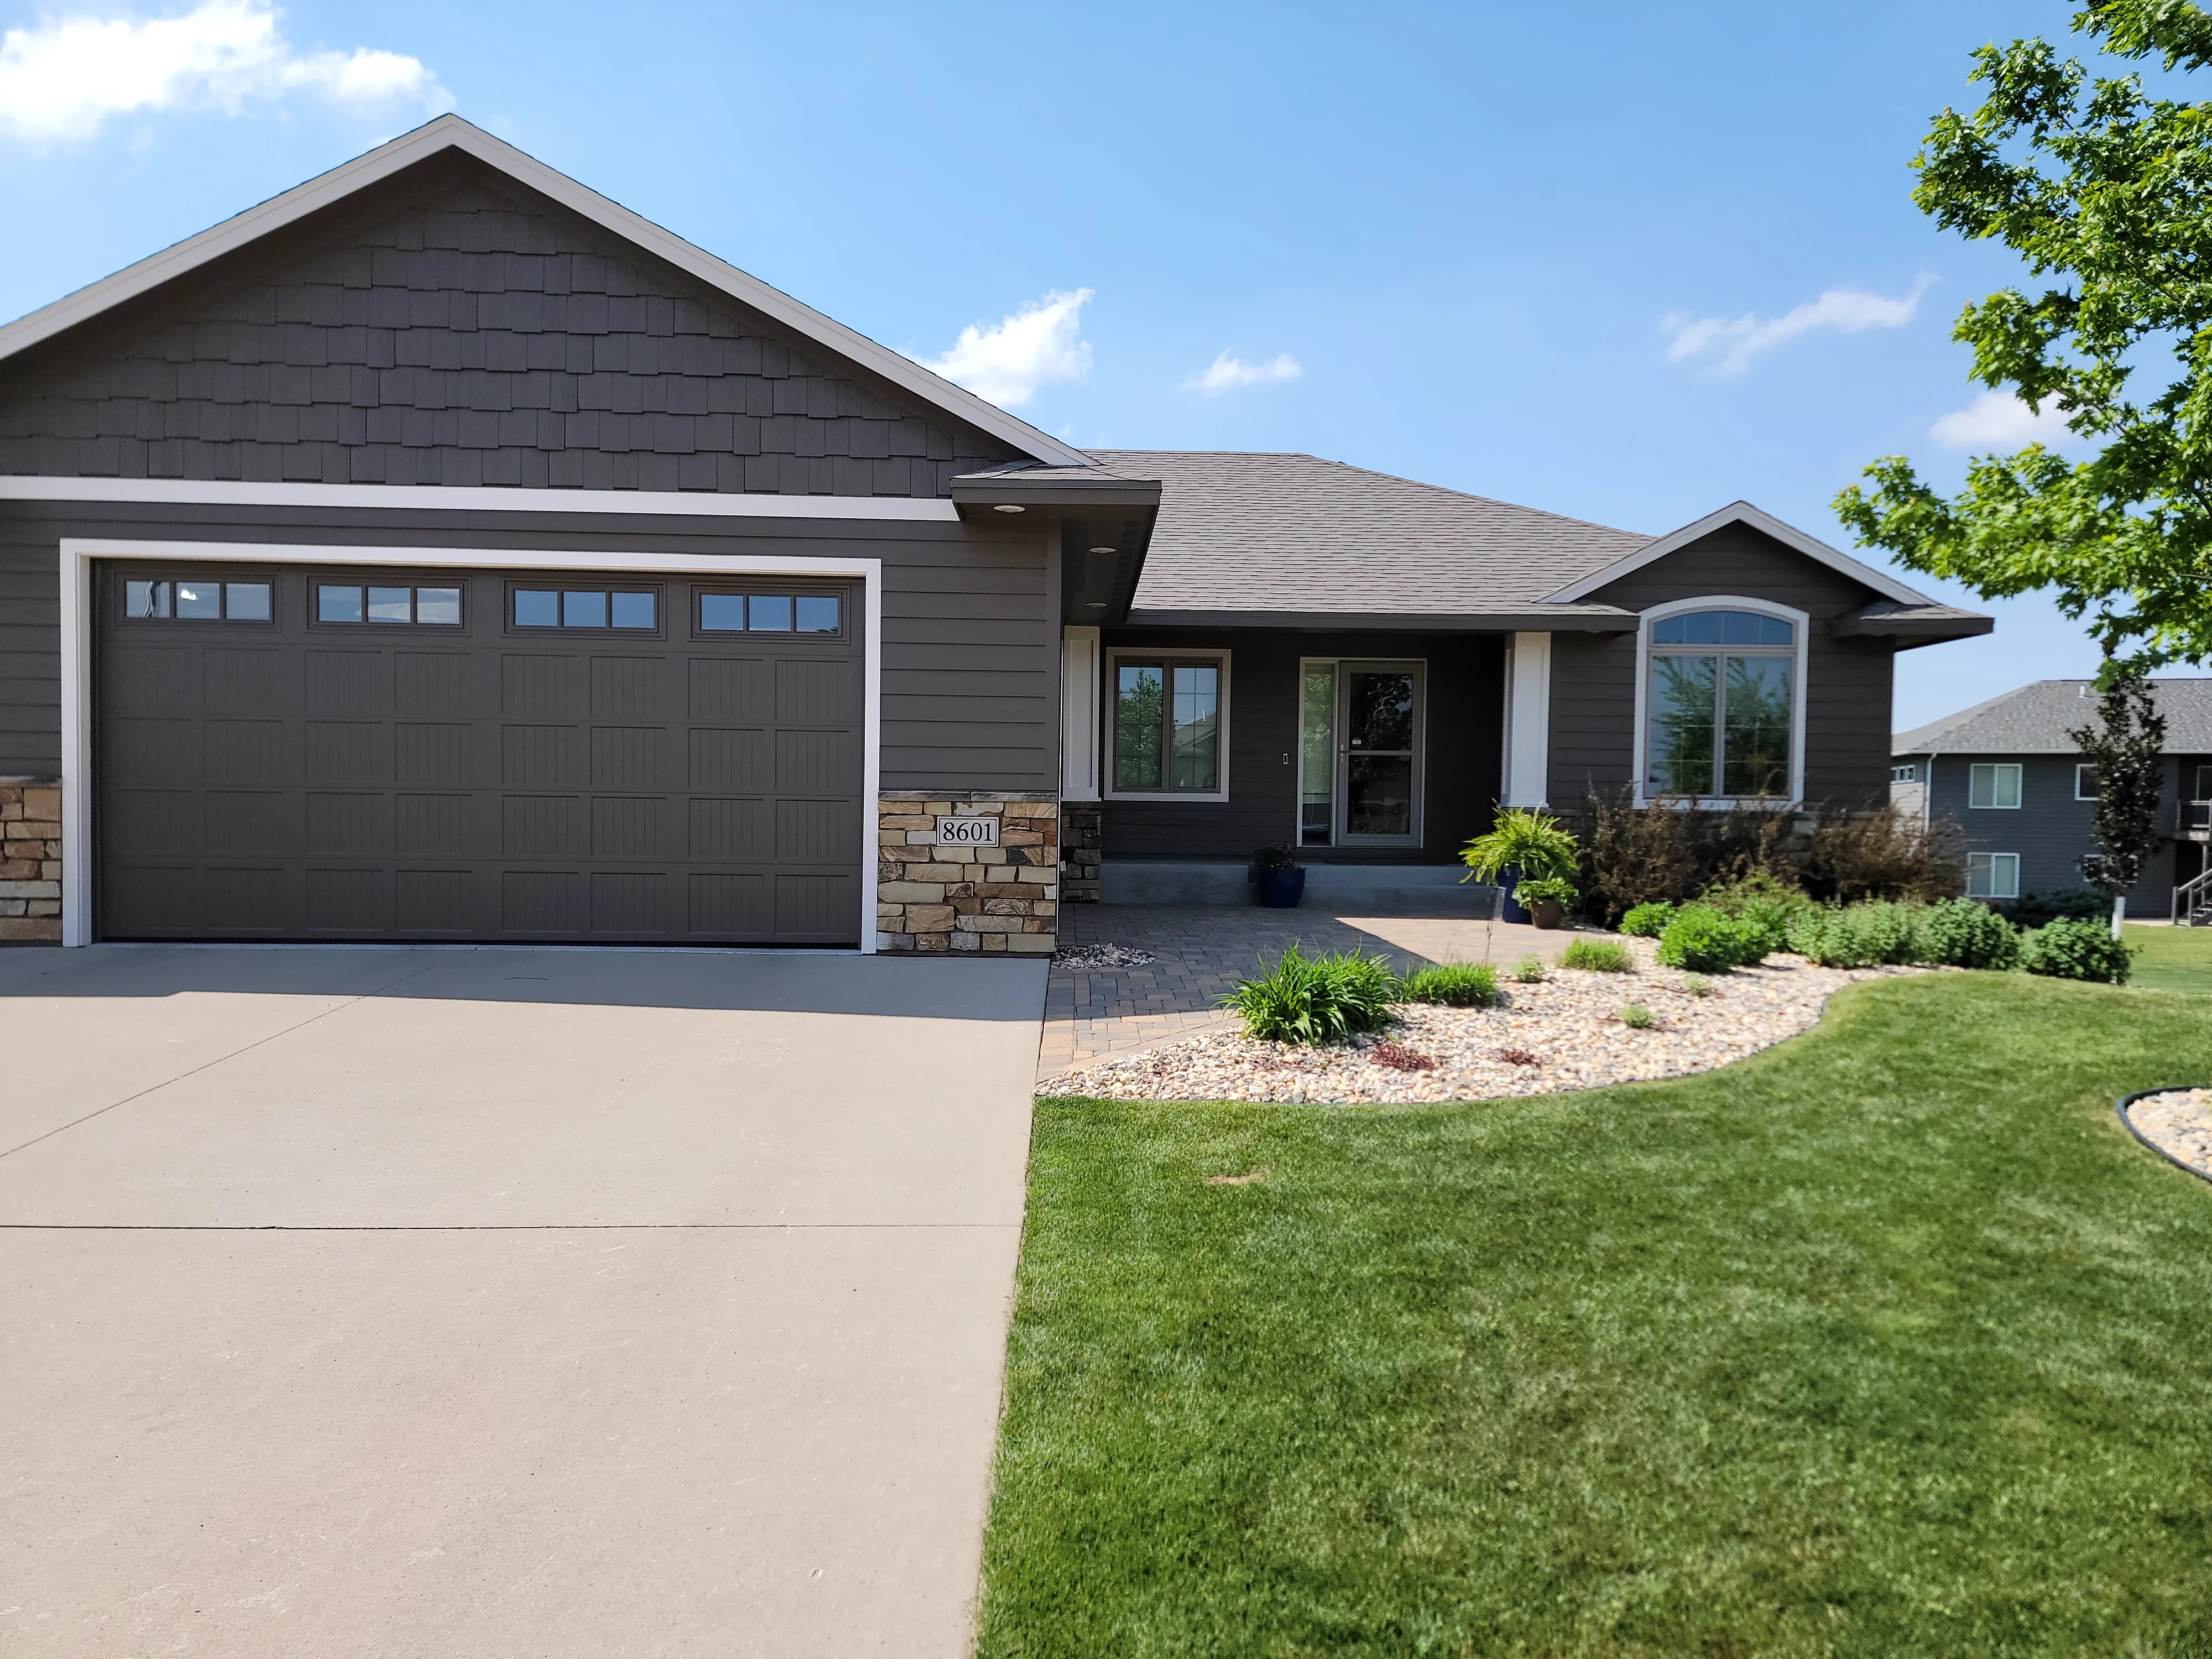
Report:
0,500,1055,791
1098,628,1505,865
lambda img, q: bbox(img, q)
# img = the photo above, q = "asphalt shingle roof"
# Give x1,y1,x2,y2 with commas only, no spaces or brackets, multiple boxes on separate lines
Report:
1087,450,1655,619
1895,678,2212,755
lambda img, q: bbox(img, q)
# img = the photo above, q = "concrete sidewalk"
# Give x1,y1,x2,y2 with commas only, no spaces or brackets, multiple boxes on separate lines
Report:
1,945,1046,1657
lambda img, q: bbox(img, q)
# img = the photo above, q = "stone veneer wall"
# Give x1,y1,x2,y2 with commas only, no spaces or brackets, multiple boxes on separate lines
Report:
0,778,61,943
877,792,1058,953
1059,803,1101,902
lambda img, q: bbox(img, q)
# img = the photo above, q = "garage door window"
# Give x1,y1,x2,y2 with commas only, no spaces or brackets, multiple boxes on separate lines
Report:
699,592,841,634
316,583,462,625
512,587,657,630
125,578,271,623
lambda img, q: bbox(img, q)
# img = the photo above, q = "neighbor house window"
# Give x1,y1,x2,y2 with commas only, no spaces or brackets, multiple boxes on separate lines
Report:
1108,653,1229,797
317,583,462,625
1969,763,2022,809
1638,603,1802,802
2075,764,2099,800
513,588,656,629
1968,851,2021,900
125,577,271,622
1892,763,1918,784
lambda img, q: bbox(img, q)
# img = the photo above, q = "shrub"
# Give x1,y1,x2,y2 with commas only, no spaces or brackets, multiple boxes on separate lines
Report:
1916,898,2021,969
1786,901,1926,969
1802,812,1965,905
1697,870,1819,956
1683,975,1714,997
1620,901,1677,938
1561,937,1634,973
2008,885,2107,928
1656,905,1769,972
1401,961,1504,1007
1619,1003,1654,1029
1223,944,1401,1044
1511,954,1547,983
2019,916,2133,984
1573,789,1705,926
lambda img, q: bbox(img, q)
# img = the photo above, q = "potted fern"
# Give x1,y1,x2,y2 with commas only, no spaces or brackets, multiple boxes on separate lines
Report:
1459,807,1580,929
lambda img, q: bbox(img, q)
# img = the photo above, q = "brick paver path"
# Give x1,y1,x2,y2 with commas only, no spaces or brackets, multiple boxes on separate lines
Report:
1038,902,1595,1079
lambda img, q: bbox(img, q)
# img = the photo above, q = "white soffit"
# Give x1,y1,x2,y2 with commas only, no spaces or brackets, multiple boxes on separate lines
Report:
1542,500,1929,608
0,114,1091,472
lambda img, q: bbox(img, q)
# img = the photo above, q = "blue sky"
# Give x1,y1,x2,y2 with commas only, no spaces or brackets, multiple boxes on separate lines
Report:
0,0,2175,727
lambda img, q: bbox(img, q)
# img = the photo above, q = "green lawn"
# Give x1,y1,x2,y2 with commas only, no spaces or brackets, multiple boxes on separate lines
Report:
2126,922,2212,995
980,975,2212,1657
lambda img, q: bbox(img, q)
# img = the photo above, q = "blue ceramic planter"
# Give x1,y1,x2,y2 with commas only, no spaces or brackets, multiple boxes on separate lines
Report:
1256,866,1306,909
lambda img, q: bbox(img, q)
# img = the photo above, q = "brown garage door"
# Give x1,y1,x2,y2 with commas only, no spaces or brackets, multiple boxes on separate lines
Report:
96,564,865,945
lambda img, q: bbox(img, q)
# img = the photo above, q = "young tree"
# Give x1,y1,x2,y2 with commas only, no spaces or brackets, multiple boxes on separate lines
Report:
1833,2,2212,667
2070,662,2168,935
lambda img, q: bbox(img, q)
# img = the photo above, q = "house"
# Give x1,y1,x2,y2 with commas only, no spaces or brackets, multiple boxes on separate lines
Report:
1893,679,2212,919
0,116,1992,950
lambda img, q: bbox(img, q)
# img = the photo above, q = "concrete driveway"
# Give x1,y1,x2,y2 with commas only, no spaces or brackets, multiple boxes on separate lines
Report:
0,945,1047,1657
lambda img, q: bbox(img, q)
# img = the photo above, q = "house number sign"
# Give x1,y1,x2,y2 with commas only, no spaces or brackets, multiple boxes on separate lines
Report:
935,815,999,847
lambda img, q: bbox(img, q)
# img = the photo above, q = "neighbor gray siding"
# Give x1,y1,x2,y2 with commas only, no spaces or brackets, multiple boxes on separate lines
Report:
1922,752,2181,909
1547,523,1895,810
0,154,1021,495
0,500,1055,791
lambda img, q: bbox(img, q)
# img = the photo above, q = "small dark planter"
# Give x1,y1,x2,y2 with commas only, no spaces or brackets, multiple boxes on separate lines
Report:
1498,864,1530,924
1256,866,1306,909
1528,900,1564,930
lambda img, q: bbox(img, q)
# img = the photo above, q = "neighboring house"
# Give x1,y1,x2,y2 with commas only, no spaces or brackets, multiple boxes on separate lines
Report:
1892,679,2212,916
0,116,1991,950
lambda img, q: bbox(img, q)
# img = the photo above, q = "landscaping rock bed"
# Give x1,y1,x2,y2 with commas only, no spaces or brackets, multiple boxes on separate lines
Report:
2121,1088,2212,1181
1040,937,1924,1103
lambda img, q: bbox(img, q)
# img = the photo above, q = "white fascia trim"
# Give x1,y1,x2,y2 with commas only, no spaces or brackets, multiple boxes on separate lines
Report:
57,536,883,952
0,476,958,521
1543,500,1929,609
0,115,1091,471
1630,595,1809,811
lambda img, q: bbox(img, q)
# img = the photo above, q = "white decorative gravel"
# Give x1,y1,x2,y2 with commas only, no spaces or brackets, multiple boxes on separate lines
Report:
1053,943,1158,969
2125,1088,2212,1178
1040,938,1924,1103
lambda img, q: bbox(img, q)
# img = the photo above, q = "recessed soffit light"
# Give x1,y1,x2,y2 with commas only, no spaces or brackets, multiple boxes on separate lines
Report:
1087,546,1117,555
993,503,1025,513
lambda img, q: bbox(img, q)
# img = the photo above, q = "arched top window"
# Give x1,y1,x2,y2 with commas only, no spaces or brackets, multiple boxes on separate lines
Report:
1650,609,1794,649
1636,598,1806,806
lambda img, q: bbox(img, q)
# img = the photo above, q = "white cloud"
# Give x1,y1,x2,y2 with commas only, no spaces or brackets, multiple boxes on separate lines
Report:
925,288,1092,408
0,0,449,144
1929,388,2079,451
1665,277,1932,375
1182,350,1301,394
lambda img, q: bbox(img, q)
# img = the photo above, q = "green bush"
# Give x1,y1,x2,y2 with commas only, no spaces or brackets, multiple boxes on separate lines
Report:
1916,898,2021,970
1618,1003,1654,1029
1698,871,1818,955
2008,885,2107,928
1400,961,1504,1007
1656,905,1768,973
1786,901,1926,969
1514,874,1578,909
1223,945,1402,1044
2019,916,2133,984
1619,901,1676,938
1561,937,1634,973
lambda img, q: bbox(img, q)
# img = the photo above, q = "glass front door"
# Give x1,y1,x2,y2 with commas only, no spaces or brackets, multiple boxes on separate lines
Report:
1297,659,1424,847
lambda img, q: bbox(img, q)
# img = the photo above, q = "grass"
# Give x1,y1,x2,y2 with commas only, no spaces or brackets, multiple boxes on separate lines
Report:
1400,961,1504,1008
2126,921,2212,995
982,974,2212,1656
1561,937,1634,973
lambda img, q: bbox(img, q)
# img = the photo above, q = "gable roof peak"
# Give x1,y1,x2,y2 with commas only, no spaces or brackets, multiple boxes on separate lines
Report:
0,113,1088,469
1543,497,1933,608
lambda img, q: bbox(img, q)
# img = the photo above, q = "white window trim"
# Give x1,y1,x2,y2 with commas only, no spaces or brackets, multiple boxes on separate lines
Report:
58,537,883,951
1968,851,2021,900
1630,595,1808,810
1292,656,1430,848
1969,761,2023,810
1103,647,1232,803
2074,763,2098,802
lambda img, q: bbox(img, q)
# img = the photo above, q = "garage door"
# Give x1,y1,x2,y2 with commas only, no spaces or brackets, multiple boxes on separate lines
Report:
96,564,865,945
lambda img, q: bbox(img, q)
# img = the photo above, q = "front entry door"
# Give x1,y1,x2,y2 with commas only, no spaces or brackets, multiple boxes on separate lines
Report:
1297,658,1425,848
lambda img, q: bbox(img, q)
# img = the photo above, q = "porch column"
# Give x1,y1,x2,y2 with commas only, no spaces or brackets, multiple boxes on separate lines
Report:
1502,632,1552,808
1059,625,1100,800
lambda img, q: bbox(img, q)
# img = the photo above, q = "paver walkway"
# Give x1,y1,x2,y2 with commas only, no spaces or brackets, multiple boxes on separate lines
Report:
1039,901,1595,1078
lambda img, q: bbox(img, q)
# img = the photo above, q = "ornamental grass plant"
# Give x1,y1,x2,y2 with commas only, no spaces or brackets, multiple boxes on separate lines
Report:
1399,961,1504,1007
1222,945,1400,1045
1559,938,1633,973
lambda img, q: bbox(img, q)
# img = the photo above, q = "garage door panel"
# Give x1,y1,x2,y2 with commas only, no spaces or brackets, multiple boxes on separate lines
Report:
99,568,863,945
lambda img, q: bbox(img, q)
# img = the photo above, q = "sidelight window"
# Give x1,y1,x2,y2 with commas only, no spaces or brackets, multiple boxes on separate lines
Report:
1638,603,1803,804
1107,653,1229,797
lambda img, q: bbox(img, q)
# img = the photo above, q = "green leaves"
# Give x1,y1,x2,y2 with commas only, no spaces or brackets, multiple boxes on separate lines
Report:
1837,1,2212,667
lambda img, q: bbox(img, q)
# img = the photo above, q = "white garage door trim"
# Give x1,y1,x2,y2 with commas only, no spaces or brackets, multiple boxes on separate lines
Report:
59,538,883,951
